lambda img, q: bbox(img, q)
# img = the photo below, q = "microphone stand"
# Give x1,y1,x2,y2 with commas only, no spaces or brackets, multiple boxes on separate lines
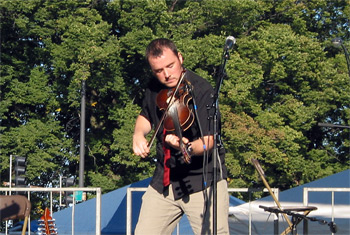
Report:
211,46,230,234
259,205,338,234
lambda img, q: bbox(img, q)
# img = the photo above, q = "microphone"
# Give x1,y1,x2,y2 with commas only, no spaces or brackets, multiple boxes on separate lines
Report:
224,36,236,51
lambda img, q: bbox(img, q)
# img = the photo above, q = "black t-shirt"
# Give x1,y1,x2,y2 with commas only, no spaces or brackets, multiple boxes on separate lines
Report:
140,69,227,200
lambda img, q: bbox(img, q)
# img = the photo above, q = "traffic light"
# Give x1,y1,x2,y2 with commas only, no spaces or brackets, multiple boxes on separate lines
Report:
14,156,27,195
14,156,26,186
62,177,75,206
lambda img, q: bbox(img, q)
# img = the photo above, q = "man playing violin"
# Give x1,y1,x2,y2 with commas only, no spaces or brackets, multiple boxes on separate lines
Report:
133,38,229,234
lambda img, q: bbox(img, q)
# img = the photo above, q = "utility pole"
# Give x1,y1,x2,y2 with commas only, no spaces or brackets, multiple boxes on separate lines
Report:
79,80,86,187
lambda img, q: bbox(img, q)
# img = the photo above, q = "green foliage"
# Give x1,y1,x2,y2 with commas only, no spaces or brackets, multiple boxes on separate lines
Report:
1,0,349,206
0,118,76,186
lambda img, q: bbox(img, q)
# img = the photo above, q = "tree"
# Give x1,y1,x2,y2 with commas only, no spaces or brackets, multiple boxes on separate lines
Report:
1,0,349,206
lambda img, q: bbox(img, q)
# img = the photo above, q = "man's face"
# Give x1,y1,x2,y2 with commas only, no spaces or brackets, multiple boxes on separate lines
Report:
148,47,184,88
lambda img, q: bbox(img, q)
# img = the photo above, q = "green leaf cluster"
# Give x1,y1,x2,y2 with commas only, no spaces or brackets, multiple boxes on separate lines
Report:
1,0,349,205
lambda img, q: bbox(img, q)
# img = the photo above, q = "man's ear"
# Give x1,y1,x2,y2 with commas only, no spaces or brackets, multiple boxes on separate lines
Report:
178,52,184,64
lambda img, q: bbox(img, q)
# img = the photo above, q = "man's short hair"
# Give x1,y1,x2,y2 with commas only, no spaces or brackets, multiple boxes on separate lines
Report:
145,38,178,61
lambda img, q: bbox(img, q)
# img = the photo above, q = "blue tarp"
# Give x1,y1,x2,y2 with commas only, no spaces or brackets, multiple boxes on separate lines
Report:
10,220,40,233
53,177,244,235
259,168,350,204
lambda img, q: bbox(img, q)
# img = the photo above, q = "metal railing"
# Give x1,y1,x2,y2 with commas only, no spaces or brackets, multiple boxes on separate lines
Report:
303,187,350,235
0,187,101,235
126,187,148,235
126,187,279,235
2,186,347,234
228,188,279,235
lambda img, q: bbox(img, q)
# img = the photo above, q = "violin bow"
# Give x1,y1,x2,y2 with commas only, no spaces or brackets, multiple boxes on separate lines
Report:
147,70,187,149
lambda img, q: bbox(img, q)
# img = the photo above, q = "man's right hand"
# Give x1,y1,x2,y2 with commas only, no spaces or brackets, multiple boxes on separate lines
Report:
133,134,150,158
133,115,152,158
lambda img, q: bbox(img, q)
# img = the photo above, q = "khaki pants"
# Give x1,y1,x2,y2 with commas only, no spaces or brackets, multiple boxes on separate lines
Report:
135,180,229,235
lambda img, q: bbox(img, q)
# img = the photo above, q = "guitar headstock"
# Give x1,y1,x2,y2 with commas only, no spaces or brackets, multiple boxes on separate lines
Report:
38,207,58,234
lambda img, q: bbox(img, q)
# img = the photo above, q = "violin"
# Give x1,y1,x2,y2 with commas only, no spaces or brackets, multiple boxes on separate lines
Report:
147,70,194,164
156,80,194,132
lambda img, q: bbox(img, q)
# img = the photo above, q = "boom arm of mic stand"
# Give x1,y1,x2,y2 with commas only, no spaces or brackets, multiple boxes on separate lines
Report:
318,122,350,129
